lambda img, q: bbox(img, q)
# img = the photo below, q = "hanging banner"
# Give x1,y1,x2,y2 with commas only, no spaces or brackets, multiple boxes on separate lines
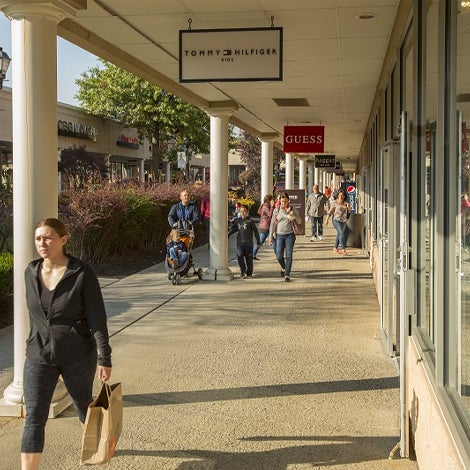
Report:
315,154,335,168
283,126,324,153
179,27,283,82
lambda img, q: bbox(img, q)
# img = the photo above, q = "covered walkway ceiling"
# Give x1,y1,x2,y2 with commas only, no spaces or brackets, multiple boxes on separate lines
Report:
56,0,402,172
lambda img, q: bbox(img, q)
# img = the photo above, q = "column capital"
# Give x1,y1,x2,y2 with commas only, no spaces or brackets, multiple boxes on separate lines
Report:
205,100,239,117
258,132,279,143
0,1,73,22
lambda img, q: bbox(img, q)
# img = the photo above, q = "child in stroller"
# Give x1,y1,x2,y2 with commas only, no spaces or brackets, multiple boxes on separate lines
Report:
167,228,188,269
165,220,201,284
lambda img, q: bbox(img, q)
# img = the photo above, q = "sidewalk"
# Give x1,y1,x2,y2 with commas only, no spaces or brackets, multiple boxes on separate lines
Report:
0,225,418,469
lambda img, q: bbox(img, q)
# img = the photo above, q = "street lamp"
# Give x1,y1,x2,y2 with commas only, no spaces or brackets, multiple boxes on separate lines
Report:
0,47,11,89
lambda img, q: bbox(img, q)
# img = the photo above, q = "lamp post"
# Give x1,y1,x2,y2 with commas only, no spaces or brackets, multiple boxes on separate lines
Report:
0,47,11,89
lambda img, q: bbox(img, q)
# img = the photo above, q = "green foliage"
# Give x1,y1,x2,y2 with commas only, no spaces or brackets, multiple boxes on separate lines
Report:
0,252,13,305
0,186,13,252
75,60,210,172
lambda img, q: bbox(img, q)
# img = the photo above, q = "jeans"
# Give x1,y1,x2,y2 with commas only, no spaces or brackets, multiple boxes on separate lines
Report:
237,244,254,275
275,232,296,276
21,353,97,453
332,219,348,250
253,230,269,256
310,216,324,237
169,247,188,265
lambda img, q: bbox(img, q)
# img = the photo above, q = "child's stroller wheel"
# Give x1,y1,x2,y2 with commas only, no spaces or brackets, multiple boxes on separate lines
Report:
167,273,172,281
197,268,203,280
175,273,182,285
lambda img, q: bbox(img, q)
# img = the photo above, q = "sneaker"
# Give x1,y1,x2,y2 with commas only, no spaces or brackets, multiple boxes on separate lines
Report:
318,236,323,240
280,270,285,277
253,256,260,260
285,276,291,282
333,248,339,254
246,274,253,279
310,237,316,242
240,272,246,278
341,249,348,255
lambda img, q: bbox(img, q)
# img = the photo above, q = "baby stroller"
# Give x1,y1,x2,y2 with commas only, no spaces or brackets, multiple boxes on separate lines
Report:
165,220,202,285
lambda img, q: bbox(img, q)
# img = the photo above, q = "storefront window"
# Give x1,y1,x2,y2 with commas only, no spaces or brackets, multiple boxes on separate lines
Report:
416,0,438,344
457,2,470,413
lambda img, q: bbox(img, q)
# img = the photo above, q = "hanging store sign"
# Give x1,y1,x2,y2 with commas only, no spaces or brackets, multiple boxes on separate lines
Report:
283,126,324,153
315,154,335,168
179,27,283,82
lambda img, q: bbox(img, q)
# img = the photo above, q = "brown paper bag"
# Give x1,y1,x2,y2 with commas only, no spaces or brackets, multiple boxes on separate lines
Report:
80,381,123,465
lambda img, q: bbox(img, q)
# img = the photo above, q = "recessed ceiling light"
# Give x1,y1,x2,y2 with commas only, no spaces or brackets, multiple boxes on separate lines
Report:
354,12,378,20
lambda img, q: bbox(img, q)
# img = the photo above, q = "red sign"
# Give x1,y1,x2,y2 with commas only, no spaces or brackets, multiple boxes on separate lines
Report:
283,126,324,153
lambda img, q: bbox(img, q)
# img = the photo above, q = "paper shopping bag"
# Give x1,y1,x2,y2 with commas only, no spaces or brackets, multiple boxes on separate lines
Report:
80,381,123,465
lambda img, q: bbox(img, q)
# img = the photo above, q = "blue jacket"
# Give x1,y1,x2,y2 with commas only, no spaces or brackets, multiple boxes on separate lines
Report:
168,201,200,226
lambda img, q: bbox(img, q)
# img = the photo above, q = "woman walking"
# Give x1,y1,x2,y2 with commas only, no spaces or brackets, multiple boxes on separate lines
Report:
253,194,275,259
21,218,112,470
325,190,350,255
269,192,301,282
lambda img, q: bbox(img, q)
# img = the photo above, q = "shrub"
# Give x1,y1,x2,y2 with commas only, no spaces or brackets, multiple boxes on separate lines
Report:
0,252,13,323
58,182,210,263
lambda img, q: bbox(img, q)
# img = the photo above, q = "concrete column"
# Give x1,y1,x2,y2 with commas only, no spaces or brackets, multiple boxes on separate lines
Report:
203,102,238,281
0,3,68,416
307,162,314,196
259,133,278,200
285,153,294,189
299,158,306,190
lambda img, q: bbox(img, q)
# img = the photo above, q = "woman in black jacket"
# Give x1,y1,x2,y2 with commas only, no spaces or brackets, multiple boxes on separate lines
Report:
21,218,112,470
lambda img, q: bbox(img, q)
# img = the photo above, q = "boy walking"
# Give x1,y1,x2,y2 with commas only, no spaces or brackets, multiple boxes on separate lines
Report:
229,204,260,278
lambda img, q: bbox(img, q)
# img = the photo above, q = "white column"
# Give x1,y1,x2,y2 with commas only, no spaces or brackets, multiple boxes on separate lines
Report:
314,167,319,186
307,162,314,196
203,103,237,281
285,153,294,189
259,133,278,200
299,158,306,190
0,3,67,416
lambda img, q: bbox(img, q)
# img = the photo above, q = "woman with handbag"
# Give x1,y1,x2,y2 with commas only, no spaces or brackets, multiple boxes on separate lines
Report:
268,192,301,282
21,218,112,470
325,190,351,255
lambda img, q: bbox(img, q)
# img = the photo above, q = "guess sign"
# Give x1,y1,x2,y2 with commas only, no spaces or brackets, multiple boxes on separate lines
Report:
283,126,324,153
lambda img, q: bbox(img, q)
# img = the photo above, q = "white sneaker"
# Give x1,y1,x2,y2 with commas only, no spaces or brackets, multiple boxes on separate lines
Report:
319,236,323,240
310,237,316,242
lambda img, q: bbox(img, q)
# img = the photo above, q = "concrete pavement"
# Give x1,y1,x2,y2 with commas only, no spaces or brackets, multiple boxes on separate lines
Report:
0,224,418,469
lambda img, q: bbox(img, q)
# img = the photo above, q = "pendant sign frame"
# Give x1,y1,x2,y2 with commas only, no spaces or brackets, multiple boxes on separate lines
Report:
179,27,283,82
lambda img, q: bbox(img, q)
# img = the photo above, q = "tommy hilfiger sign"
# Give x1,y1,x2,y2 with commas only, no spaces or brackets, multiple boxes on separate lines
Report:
179,27,283,82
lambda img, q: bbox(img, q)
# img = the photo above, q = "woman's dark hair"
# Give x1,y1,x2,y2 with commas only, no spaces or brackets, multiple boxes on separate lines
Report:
280,192,290,200
35,218,69,254
337,190,347,199
263,194,273,203
35,218,68,237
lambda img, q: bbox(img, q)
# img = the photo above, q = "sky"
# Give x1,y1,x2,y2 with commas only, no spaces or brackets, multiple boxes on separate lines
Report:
0,12,100,106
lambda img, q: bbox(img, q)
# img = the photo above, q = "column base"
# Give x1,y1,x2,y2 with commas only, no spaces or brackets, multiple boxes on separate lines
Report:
201,267,234,281
0,379,72,418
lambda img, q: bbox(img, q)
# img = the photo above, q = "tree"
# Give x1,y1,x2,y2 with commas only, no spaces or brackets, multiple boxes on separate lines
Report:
238,131,283,195
59,146,109,189
75,60,210,177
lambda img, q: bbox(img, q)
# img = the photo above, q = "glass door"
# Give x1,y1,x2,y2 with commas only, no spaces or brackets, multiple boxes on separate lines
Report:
380,142,401,356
